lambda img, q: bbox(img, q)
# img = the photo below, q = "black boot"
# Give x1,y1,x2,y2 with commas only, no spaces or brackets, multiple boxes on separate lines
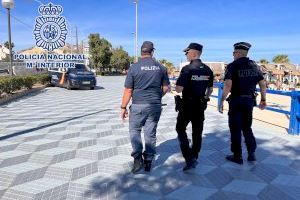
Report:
183,160,197,171
247,153,256,161
225,154,243,165
131,157,143,173
192,154,199,167
144,160,152,172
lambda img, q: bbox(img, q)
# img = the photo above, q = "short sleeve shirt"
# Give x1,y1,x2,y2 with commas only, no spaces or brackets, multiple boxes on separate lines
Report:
125,57,170,104
176,59,214,99
224,57,264,96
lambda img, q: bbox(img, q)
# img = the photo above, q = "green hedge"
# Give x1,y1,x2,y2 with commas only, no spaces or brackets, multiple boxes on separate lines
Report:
0,74,49,95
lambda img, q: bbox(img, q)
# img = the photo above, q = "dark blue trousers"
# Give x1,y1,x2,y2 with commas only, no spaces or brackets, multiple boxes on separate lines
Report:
129,104,162,161
228,97,257,157
176,100,206,163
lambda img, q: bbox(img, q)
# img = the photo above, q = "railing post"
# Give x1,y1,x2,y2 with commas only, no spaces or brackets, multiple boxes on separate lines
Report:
288,91,300,135
217,82,224,107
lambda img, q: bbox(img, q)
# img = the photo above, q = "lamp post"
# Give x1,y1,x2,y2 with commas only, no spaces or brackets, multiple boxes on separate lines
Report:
2,0,14,76
133,0,138,62
131,32,135,63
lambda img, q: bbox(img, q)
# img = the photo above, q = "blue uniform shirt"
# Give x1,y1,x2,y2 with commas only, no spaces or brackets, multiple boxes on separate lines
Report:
125,57,170,104
176,59,214,99
224,57,264,97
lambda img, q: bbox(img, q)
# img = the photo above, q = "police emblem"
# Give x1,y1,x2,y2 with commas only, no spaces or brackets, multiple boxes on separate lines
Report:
33,2,68,52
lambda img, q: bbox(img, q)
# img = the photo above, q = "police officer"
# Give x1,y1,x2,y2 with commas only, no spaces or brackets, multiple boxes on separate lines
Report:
175,43,214,171
218,42,267,164
121,41,170,173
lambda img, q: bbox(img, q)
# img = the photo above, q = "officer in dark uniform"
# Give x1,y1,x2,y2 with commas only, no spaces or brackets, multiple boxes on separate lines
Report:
121,41,170,173
218,42,267,164
175,43,214,171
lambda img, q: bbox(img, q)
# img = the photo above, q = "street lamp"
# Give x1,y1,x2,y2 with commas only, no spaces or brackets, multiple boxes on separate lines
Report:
133,0,138,62
2,0,14,76
131,32,135,63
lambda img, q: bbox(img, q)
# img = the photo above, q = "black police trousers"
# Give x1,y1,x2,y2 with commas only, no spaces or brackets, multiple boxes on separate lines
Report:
176,100,206,163
228,97,257,157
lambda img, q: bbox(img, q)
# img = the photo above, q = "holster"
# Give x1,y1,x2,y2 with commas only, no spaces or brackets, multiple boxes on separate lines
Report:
201,97,210,103
253,92,258,106
174,95,183,112
226,95,232,102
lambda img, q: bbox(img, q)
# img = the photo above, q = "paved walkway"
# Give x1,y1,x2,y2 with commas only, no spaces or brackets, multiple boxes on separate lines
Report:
0,76,299,200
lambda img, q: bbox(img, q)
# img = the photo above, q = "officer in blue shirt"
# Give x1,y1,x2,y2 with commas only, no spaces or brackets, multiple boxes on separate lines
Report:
121,41,170,173
218,42,267,164
175,43,214,171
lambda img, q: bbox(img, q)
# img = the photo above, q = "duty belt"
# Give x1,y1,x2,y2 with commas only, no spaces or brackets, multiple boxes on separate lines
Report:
239,95,253,98
227,94,255,102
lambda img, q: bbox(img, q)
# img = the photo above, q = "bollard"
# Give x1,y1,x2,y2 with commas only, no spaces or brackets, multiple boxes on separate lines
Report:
217,82,224,107
288,91,300,135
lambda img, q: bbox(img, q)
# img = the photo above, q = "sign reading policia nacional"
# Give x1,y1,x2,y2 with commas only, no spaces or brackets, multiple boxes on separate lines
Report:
14,2,87,69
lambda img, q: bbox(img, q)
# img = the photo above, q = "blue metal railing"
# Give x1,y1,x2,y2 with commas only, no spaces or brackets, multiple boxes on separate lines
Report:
213,82,300,135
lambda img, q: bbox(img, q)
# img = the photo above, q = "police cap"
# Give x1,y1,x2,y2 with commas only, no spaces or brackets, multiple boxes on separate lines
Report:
183,43,203,52
141,41,155,52
234,42,251,51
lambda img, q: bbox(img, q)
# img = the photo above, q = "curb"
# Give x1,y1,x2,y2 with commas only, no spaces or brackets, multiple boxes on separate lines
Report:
0,86,47,106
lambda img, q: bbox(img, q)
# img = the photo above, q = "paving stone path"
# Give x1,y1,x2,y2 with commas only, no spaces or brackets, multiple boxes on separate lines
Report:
0,76,299,200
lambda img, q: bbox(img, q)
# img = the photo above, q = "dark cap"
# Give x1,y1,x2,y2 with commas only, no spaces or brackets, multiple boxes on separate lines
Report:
183,43,203,52
234,42,251,51
141,41,155,52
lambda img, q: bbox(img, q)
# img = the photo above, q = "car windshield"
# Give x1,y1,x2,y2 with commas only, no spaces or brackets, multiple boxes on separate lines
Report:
75,64,87,70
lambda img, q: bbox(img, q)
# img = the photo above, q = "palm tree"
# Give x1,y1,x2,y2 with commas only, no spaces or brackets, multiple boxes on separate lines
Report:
159,59,175,73
4,41,14,49
272,55,289,63
258,59,269,64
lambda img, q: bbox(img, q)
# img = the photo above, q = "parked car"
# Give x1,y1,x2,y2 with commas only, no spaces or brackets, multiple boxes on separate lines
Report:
48,63,97,90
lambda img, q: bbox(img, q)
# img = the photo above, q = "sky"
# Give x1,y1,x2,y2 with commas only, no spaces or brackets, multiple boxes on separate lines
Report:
0,0,299,66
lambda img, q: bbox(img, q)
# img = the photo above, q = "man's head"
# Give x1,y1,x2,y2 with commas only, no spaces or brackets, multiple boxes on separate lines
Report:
183,43,203,61
141,41,155,57
233,42,251,60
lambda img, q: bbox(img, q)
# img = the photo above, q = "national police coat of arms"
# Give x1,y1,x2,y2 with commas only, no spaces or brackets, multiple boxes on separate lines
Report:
33,2,68,52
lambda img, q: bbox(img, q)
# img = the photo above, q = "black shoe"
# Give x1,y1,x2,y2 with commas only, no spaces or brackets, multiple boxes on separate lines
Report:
131,158,143,173
225,155,243,165
144,160,152,172
247,153,256,161
193,157,199,167
183,160,197,171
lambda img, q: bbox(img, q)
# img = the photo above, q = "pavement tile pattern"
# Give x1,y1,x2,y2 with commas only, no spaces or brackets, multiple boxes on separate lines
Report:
0,76,299,200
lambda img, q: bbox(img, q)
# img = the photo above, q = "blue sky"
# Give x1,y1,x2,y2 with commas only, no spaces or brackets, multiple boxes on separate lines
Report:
0,0,299,66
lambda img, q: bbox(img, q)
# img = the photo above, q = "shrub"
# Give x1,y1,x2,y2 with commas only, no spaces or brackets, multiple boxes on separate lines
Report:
0,78,6,95
0,74,49,95
36,74,50,85
11,77,24,91
0,78,13,94
23,76,34,89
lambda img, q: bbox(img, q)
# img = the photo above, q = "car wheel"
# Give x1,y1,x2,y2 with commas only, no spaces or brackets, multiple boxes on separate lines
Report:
67,80,72,90
90,86,95,90
49,78,55,87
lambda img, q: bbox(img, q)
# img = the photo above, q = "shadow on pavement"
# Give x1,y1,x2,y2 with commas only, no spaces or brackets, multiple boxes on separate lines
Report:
0,109,111,141
80,128,300,200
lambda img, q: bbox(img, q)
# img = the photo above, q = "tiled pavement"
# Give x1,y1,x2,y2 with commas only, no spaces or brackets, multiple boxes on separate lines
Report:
0,76,299,200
